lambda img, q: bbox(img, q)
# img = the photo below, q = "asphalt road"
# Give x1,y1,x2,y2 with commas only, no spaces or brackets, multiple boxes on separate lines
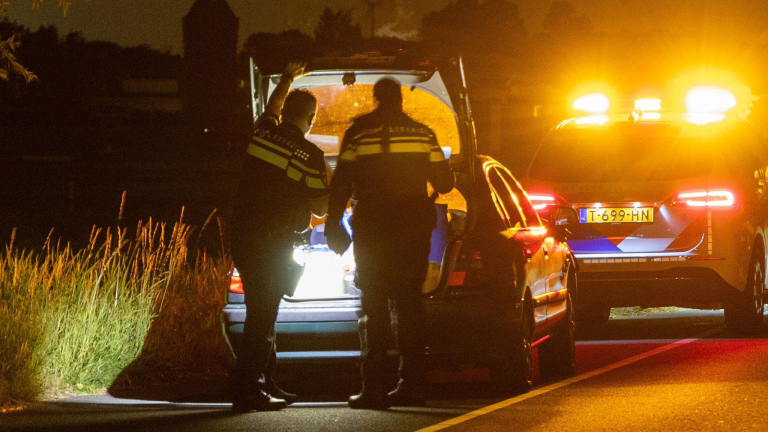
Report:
4,309,768,432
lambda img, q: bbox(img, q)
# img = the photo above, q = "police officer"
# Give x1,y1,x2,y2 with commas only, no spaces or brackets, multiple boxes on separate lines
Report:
325,77,455,409
230,62,329,413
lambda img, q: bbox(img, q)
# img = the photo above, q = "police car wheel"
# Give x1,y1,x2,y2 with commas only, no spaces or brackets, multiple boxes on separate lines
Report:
725,251,765,335
490,295,534,395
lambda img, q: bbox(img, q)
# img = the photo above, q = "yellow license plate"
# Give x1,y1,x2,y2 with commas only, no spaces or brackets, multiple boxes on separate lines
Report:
581,207,654,223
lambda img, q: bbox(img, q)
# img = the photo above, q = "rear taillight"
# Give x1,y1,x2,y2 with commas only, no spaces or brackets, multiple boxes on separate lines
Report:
527,194,557,211
675,189,735,209
228,263,244,294
448,242,487,292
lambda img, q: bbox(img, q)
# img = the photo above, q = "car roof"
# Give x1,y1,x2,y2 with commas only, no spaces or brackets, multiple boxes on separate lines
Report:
554,112,749,130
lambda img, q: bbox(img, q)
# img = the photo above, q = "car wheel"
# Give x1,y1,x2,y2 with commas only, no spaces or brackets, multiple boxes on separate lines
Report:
490,296,533,395
539,282,576,378
724,251,765,335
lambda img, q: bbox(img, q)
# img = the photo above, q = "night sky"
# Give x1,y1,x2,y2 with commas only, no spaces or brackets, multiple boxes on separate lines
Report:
6,0,768,54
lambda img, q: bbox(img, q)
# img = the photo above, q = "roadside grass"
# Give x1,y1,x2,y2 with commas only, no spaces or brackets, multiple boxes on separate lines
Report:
610,307,684,318
0,209,229,407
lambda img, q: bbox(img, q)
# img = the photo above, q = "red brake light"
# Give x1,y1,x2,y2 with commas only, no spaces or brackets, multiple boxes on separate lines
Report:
676,190,735,209
528,194,557,211
229,264,244,294
448,243,487,292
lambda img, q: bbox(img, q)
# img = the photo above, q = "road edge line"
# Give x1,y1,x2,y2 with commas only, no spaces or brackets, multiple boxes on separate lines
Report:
416,332,713,432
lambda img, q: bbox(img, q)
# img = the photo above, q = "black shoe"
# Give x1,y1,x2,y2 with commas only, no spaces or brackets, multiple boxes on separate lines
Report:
232,391,288,413
266,384,298,405
388,386,426,407
348,391,391,410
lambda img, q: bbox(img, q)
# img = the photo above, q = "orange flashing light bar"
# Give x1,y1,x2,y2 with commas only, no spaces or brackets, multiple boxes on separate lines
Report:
635,98,661,112
685,86,737,114
572,93,610,114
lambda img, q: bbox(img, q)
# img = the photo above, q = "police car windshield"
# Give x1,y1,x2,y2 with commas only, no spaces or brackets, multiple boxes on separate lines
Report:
527,122,757,183
305,84,461,158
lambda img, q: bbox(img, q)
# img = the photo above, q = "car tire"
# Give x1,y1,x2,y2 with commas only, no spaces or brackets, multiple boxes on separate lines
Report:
724,250,765,335
539,282,576,378
490,295,533,395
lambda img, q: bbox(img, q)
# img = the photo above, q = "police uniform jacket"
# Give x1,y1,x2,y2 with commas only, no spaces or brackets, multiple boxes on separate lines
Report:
232,112,329,245
327,107,454,233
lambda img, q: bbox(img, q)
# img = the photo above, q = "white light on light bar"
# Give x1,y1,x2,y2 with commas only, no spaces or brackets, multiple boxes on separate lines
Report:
575,115,609,125
635,98,661,112
573,93,610,114
685,86,736,114
642,113,661,120
683,113,726,126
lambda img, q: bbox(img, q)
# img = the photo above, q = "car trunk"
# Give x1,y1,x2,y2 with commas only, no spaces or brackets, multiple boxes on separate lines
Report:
248,58,474,304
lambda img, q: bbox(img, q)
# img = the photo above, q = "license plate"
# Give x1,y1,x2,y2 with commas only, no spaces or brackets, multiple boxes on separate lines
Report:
580,207,654,223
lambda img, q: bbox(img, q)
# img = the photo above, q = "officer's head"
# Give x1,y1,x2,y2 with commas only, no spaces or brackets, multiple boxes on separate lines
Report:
373,77,403,111
282,89,318,136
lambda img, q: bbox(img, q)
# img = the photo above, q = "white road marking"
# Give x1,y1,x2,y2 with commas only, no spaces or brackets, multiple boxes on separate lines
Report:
416,329,717,432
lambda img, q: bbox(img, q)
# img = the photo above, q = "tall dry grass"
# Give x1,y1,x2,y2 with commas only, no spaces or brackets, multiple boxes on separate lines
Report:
0,209,229,407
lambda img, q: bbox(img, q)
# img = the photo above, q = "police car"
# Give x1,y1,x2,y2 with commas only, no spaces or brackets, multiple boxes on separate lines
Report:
523,78,767,334
221,53,578,393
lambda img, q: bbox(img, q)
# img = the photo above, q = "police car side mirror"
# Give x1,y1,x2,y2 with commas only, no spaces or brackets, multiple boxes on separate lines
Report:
543,206,578,241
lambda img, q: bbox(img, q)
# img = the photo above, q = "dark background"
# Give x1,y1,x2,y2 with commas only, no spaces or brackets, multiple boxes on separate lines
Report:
2,0,767,251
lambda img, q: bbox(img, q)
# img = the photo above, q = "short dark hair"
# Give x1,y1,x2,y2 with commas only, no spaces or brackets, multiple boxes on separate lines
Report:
373,77,402,109
282,89,317,120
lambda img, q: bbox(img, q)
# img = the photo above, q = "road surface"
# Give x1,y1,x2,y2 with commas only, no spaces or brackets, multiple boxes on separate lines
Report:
3,309,768,432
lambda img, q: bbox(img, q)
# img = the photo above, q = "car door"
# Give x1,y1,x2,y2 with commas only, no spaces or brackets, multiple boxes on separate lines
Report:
496,167,567,321
486,165,548,326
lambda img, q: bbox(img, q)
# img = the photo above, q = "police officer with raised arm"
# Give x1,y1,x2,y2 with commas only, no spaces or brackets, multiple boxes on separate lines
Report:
230,62,329,413
325,77,455,409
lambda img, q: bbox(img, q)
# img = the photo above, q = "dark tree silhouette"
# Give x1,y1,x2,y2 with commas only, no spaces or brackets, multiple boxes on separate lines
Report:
420,0,528,84
1,0,78,82
241,30,313,75
313,7,363,55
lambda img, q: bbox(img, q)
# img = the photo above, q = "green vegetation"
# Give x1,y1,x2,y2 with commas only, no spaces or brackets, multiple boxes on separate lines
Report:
610,307,683,319
0,211,228,407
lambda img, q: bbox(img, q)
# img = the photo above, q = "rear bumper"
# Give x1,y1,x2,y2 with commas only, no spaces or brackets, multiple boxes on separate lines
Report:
576,266,733,309
221,301,362,363
221,295,520,365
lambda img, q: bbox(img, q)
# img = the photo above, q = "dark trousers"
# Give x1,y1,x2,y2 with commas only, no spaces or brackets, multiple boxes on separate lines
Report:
230,233,293,399
232,273,284,398
353,223,432,393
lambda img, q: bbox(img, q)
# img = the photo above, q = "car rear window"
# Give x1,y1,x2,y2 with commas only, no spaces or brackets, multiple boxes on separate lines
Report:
305,84,461,158
527,122,760,183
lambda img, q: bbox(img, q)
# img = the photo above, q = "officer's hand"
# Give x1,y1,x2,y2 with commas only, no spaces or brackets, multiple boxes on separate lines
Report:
284,61,307,81
325,224,351,255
